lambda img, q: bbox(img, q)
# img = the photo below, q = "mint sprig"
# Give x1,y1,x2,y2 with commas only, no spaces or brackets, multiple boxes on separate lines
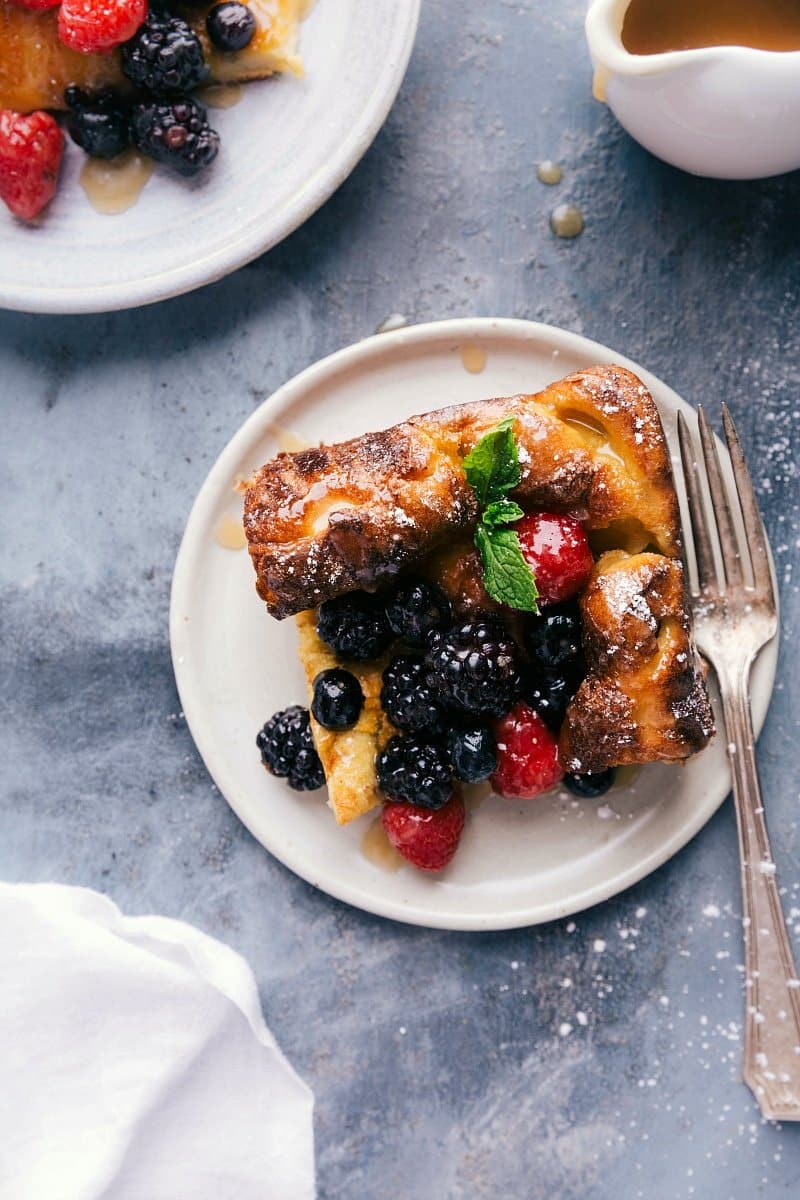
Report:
463,419,539,613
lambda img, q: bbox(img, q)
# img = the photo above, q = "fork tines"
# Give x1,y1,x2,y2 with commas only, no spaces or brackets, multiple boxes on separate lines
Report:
676,405,774,607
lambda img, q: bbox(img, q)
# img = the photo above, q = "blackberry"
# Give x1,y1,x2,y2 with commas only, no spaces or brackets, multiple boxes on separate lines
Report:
316,591,393,661
448,725,497,784
131,97,219,177
64,87,130,160
381,656,444,733
376,734,452,809
206,1,256,51
311,668,363,731
122,11,208,94
426,615,520,717
256,706,324,791
563,768,617,798
521,668,582,732
385,578,451,648
523,606,583,674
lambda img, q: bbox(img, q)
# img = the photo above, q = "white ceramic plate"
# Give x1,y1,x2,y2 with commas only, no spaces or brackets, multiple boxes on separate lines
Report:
170,319,779,931
0,0,419,314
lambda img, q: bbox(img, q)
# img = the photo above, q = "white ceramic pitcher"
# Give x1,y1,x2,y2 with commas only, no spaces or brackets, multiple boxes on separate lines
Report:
585,0,800,179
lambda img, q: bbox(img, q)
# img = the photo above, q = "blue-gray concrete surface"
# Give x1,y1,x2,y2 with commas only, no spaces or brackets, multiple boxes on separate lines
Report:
2,2,800,1196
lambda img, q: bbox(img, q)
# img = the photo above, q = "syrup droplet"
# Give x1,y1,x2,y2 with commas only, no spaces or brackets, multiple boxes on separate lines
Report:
214,515,247,550
79,149,154,215
375,312,408,334
592,66,610,103
361,815,404,872
463,781,491,812
537,160,563,185
266,421,309,453
550,204,584,239
197,83,244,109
460,343,488,374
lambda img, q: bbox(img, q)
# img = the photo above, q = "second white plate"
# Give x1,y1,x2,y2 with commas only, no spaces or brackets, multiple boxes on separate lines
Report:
0,0,420,313
170,318,778,930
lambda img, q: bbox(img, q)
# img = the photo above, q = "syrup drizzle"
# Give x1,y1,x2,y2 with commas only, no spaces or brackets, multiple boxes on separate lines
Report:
79,149,154,215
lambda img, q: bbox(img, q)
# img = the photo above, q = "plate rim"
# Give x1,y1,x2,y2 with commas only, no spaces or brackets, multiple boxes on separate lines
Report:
0,0,421,315
170,317,779,930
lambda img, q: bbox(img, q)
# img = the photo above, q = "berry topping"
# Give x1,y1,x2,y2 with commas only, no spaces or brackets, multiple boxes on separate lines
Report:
448,725,497,783
311,668,363,731
523,606,583,674
376,734,452,810
426,615,520,717
515,512,594,605
122,11,208,94
520,669,580,732
380,656,444,733
382,792,465,872
58,0,147,54
491,702,563,799
65,87,131,160
206,1,256,51
563,768,617,798
316,591,393,661
256,706,325,791
0,110,63,221
131,97,219,177
385,578,451,648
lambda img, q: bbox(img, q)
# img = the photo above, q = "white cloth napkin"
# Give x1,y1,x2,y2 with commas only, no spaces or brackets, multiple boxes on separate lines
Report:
0,883,315,1200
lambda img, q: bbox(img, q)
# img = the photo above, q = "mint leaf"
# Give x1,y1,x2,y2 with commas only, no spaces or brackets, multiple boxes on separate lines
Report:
483,499,525,529
474,525,540,613
463,418,520,508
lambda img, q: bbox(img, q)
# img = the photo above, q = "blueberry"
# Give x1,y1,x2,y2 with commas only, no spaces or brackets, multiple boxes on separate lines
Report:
448,725,497,783
521,668,581,731
206,1,257,50
311,668,364,730
563,768,617,798
64,87,131,160
523,607,583,673
386,578,451,648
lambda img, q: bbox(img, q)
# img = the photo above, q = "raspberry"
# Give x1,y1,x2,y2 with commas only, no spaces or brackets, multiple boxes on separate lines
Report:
256,706,325,791
515,512,594,605
132,97,219,177
376,733,452,810
58,0,147,54
0,110,63,221
122,11,208,93
491,702,563,799
382,792,465,872
385,578,451,648
380,656,444,733
426,615,520,717
316,591,393,662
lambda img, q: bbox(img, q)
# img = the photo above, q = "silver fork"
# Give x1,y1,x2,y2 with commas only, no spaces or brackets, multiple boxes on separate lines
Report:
677,404,799,1121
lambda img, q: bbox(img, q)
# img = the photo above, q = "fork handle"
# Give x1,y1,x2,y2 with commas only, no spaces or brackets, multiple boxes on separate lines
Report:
718,662,800,1121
